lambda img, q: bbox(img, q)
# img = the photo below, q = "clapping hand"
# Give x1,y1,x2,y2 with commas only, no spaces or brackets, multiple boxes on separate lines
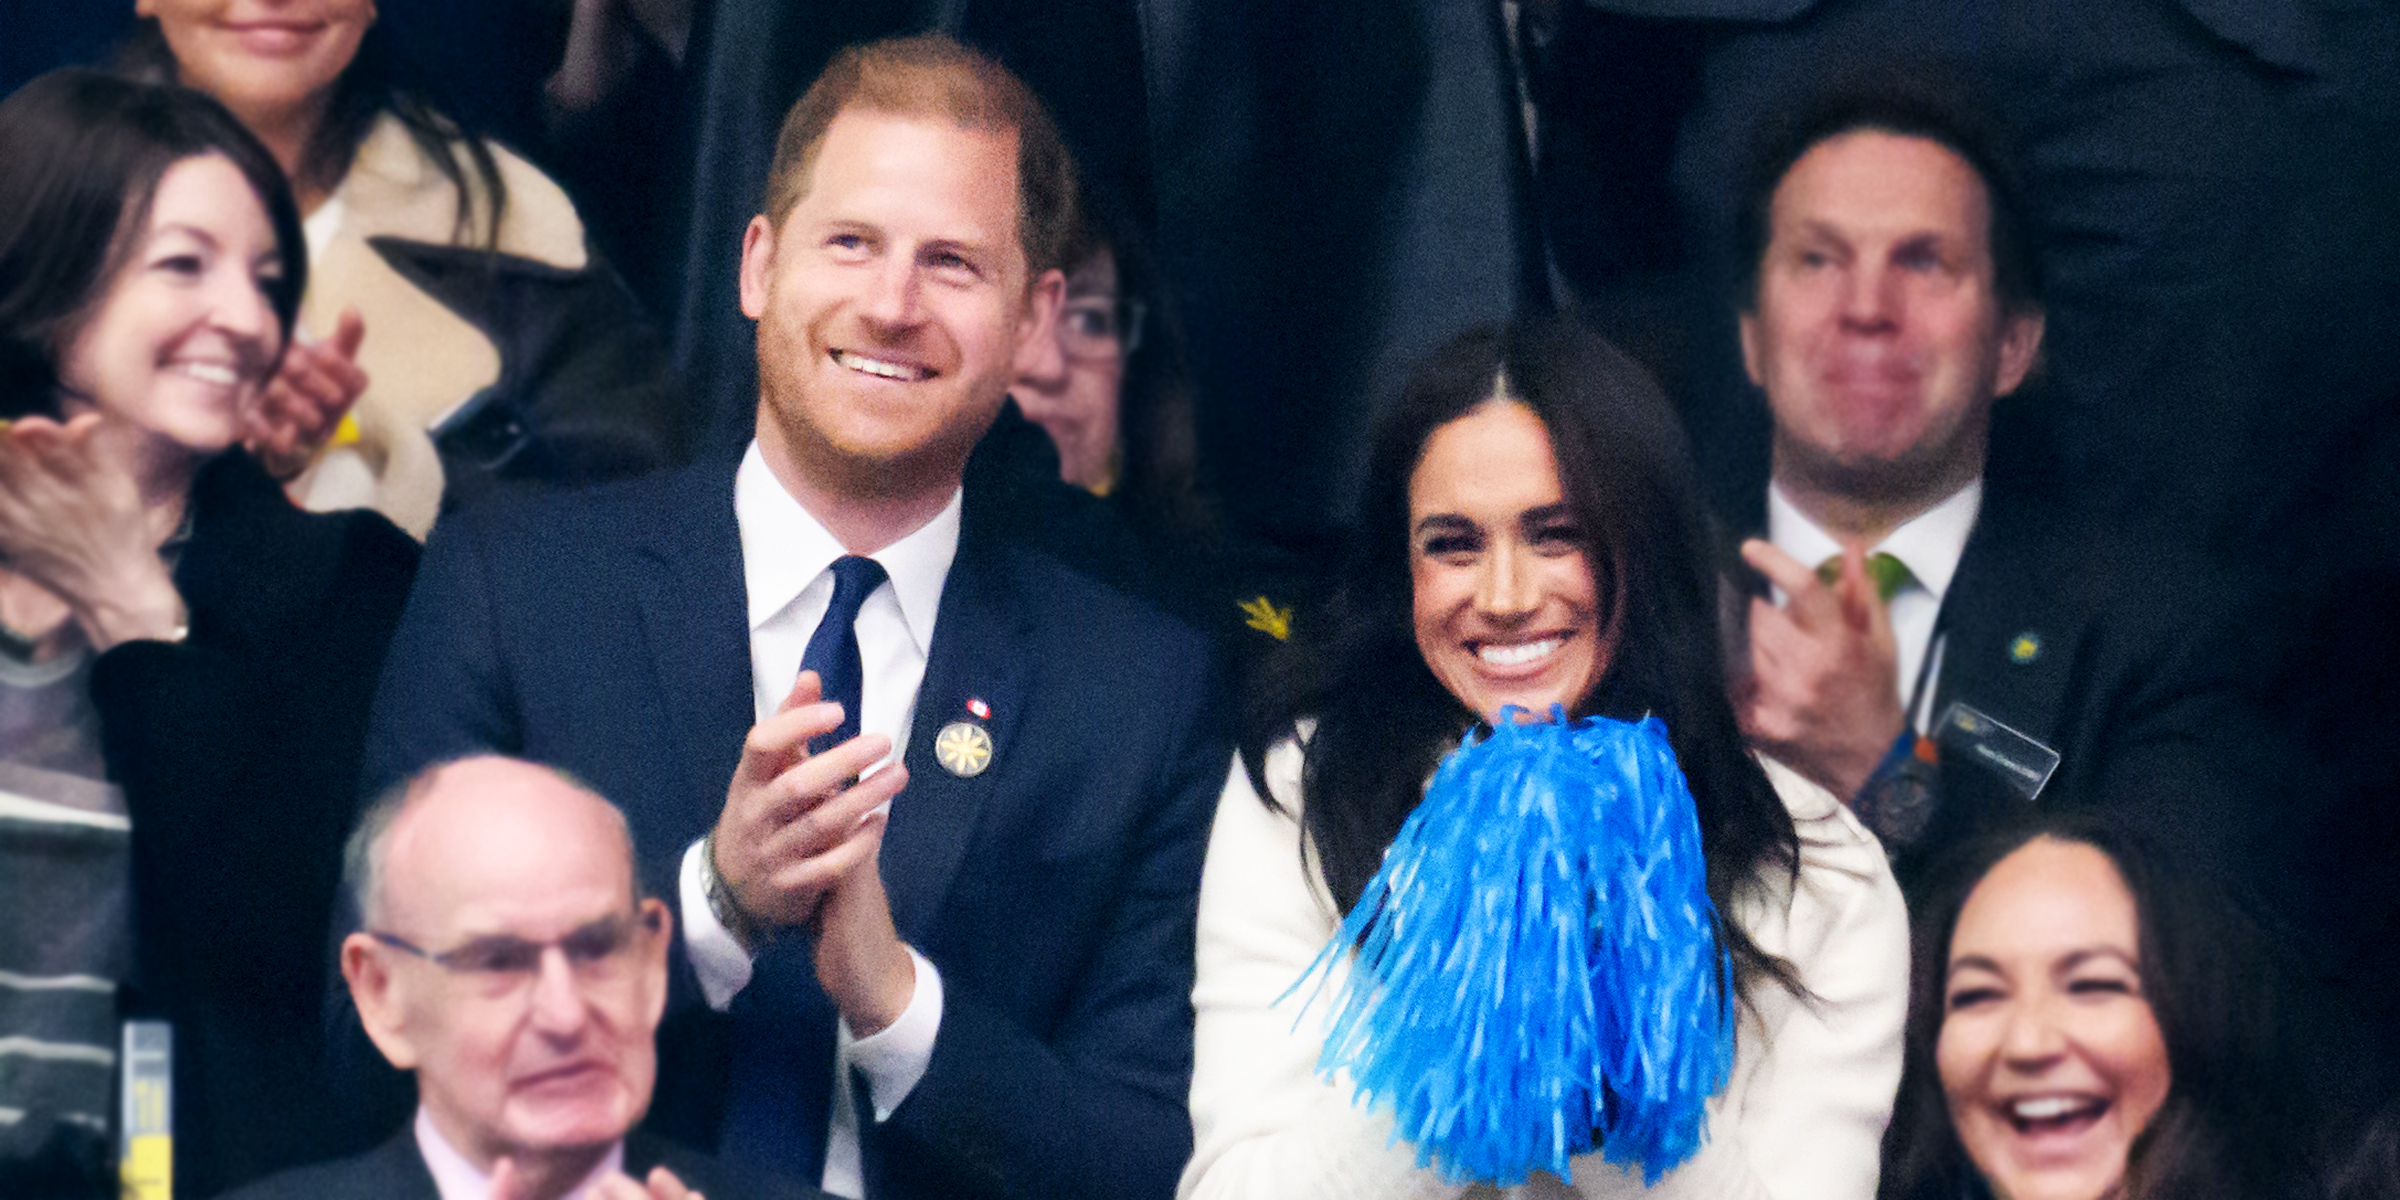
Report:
1734,538,1908,801
709,670,918,1034
494,1155,705,1200
0,413,184,650
709,670,905,937
247,306,367,482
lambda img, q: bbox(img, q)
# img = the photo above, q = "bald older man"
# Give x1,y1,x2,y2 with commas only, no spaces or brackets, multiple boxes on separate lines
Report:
223,757,818,1200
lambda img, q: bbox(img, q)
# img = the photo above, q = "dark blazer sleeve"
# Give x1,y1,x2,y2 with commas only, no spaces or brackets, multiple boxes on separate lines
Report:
360,501,528,796
2060,571,2278,845
361,237,696,515
1928,510,2300,920
208,1128,435,1200
2049,550,2309,939
96,513,418,993
876,658,1223,1199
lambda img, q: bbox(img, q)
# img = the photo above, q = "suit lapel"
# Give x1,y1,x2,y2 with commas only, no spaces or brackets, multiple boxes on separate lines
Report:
631,458,756,825
1931,507,2079,753
881,525,1037,941
355,1126,442,1200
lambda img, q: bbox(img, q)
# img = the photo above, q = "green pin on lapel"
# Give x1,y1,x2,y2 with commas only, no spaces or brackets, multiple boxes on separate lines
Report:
2009,633,2042,664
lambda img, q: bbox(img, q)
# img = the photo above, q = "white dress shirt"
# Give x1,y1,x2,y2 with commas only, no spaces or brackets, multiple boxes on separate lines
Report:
675,440,958,1197
1767,479,1982,732
415,1107,626,1200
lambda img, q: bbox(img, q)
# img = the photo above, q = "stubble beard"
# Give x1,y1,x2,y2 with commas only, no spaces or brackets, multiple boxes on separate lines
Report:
752,351,1000,511
1772,398,1992,533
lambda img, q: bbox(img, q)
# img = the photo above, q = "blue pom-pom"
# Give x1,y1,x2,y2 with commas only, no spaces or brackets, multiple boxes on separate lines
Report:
1289,710,1734,1186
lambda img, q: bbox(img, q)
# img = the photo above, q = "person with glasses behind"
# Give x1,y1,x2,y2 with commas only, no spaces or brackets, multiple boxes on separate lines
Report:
225,755,817,1200
1012,192,1328,672
1010,198,1161,505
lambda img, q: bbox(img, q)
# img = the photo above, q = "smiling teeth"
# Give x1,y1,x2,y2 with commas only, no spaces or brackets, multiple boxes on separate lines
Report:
176,362,240,386
1478,638,1562,667
2010,1097,2092,1120
833,350,929,381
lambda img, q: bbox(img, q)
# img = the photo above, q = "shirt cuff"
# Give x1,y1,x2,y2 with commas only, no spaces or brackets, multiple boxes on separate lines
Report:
841,946,943,1121
677,837,755,1010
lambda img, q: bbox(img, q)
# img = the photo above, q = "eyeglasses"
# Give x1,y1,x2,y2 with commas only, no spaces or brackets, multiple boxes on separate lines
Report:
368,907,660,999
1060,297,1145,362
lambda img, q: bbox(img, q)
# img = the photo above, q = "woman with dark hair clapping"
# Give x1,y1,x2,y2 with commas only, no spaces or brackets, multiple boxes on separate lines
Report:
1182,320,1909,1199
1880,816,2313,1200
0,69,417,1197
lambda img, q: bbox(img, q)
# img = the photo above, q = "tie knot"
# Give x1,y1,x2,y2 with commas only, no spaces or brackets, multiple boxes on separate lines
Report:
1816,552,1916,604
826,555,888,621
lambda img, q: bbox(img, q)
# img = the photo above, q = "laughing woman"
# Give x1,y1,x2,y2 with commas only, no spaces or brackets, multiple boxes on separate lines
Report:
0,70,417,1195
1878,817,2314,1200
1182,321,1910,1200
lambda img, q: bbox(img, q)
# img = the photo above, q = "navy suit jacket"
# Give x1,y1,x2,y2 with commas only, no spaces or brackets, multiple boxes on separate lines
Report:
1727,483,2298,915
360,449,1226,1200
1906,490,2286,882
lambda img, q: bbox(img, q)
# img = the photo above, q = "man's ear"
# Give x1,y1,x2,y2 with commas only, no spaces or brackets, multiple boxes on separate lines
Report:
342,933,422,1071
738,214,779,321
636,897,672,1033
1015,267,1067,362
1993,308,2046,398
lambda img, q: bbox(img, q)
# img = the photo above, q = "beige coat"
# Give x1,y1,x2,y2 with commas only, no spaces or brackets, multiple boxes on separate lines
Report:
292,116,588,539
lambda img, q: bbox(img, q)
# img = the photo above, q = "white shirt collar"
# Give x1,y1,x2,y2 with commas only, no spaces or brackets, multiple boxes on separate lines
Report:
734,440,960,656
1766,478,1982,604
413,1106,625,1200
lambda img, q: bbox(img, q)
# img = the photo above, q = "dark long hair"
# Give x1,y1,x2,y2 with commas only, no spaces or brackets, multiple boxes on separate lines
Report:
119,21,507,251
1241,319,1800,995
1880,815,2309,1200
0,69,305,420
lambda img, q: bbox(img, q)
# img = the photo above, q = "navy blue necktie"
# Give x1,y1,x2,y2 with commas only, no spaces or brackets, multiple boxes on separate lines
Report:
799,555,887,753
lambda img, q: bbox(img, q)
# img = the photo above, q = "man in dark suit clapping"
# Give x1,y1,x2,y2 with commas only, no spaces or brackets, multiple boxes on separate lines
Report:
362,33,1222,1200
1720,82,2289,898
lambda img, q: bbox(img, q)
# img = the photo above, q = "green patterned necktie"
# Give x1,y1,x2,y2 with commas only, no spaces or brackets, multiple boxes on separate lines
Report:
1817,552,1916,604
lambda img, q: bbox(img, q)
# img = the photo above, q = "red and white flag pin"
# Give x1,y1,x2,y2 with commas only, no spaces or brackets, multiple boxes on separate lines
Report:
966,697,991,721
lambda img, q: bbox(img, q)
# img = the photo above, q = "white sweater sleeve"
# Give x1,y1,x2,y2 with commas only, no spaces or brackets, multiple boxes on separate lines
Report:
1178,744,1909,1200
1707,759,1913,1200
1181,743,1456,1200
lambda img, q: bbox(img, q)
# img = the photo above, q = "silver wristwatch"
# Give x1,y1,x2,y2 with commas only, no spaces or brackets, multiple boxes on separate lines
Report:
700,831,763,953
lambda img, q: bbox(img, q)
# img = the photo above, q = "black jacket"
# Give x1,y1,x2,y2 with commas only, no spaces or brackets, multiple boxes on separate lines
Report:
91,452,419,1197
1724,483,2298,915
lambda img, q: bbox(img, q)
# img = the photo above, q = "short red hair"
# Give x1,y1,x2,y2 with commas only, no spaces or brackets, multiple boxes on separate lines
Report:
762,34,1078,278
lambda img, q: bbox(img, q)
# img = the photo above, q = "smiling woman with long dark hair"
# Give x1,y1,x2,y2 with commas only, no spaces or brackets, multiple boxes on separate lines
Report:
0,68,418,1196
1181,320,1910,1199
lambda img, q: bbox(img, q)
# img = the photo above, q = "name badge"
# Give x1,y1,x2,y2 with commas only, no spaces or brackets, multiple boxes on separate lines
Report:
1932,701,2061,803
